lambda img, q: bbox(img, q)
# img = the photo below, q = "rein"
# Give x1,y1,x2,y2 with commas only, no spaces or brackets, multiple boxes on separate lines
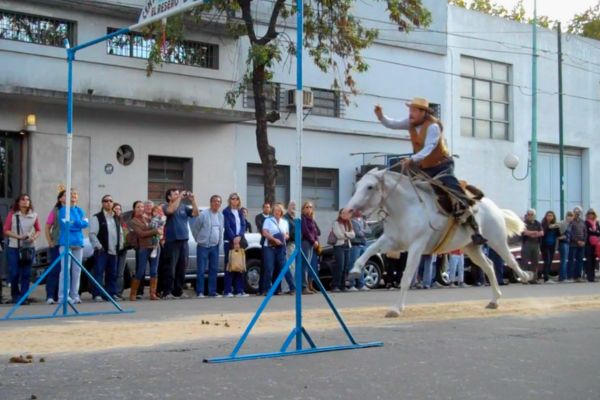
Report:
373,166,440,232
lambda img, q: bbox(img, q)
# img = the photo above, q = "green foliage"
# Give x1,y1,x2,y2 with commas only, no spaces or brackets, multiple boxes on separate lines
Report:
146,0,431,105
449,0,555,28
568,2,600,40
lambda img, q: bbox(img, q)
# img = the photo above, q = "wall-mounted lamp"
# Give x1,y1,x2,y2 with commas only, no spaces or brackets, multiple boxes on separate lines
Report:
504,153,530,181
25,114,37,132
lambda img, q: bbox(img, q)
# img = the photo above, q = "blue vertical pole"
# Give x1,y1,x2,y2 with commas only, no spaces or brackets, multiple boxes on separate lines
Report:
63,43,75,314
294,0,304,351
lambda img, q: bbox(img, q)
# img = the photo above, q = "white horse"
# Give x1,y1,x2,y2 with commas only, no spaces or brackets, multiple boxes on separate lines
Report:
345,168,532,317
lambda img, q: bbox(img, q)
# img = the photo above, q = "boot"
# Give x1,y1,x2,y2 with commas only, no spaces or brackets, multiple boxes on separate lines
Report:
308,281,317,293
466,215,487,245
149,278,159,300
129,279,140,301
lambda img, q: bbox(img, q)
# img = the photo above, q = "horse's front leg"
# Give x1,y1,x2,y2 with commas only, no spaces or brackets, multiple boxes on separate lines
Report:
386,244,427,318
349,234,395,275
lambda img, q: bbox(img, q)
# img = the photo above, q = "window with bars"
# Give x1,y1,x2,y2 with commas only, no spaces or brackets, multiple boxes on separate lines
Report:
460,56,510,140
0,9,75,47
244,83,280,111
148,155,193,204
311,89,342,117
107,28,219,69
246,163,290,208
302,167,339,210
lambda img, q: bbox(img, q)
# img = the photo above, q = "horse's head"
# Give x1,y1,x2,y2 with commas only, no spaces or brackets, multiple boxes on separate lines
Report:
345,168,385,217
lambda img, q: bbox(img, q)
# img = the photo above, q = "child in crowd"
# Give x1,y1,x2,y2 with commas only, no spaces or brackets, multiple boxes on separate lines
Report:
149,205,166,256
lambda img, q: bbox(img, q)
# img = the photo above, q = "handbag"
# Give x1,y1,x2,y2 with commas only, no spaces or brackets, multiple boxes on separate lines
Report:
240,235,248,249
327,229,337,246
16,215,34,265
227,248,246,273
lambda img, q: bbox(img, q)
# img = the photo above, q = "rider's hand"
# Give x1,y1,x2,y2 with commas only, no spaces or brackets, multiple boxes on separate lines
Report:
374,104,383,120
400,157,412,169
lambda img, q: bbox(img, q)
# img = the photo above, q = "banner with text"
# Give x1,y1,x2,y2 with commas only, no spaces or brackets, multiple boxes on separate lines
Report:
137,0,204,28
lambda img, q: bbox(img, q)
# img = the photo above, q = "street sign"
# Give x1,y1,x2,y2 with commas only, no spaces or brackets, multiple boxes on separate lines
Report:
134,0,204,29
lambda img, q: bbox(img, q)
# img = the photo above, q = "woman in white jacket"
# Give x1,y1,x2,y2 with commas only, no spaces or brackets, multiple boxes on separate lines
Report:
331,208,355,292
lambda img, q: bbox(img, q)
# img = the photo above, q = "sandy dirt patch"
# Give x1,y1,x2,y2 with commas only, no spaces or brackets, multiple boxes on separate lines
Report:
1,295,599,357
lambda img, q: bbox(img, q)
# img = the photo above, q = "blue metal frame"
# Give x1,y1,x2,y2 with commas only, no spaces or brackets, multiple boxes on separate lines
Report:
1,220,134,321
203,220,383,363
1,29,136,321
204,0,382,363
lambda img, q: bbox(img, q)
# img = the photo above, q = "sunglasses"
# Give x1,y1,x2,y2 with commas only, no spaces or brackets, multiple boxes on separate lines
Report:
102,199,113,203
230,197,239,200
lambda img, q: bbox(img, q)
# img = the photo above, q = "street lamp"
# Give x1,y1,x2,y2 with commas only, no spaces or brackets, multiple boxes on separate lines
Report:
504,153,531,181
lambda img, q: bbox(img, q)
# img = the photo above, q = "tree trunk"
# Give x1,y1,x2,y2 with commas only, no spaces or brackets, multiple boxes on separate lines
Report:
252,63,277,205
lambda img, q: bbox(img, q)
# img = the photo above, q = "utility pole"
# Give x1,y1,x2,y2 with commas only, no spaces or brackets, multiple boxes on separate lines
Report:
531,0,538,210
557,22,565,218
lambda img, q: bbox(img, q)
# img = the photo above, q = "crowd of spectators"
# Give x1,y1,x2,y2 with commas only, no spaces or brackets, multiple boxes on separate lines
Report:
0,187,598,305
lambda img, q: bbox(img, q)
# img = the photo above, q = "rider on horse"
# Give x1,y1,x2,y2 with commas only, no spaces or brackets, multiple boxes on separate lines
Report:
374,97,487,246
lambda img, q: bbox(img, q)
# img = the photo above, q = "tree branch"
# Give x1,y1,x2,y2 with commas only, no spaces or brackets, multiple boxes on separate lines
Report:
237,0,258,43
257,0,285,45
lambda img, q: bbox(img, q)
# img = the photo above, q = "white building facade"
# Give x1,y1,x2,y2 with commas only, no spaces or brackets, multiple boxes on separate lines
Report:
0,0,597,245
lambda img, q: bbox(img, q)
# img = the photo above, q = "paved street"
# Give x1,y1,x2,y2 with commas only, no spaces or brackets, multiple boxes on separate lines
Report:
1,283,599,400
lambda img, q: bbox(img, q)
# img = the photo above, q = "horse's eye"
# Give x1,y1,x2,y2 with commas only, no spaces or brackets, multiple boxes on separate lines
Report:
367,185,374,190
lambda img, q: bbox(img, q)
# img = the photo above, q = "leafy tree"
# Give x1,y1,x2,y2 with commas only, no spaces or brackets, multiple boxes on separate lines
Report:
568,2,600,40
449,0,554,28
144,1,431,204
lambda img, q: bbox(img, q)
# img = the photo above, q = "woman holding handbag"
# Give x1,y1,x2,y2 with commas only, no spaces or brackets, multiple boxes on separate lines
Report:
3,194,41,304
331,208,355,292
584,208,600,282
222,192,248,298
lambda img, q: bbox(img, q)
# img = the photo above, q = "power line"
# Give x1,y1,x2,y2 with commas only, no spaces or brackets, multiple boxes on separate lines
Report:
362,55,600,103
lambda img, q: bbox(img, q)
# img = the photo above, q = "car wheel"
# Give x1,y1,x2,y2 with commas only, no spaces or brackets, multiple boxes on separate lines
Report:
362,260,382,289
244,258,262,294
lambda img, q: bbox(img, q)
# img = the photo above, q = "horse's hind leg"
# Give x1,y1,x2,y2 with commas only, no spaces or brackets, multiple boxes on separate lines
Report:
463,244,502,309
488,240,532,283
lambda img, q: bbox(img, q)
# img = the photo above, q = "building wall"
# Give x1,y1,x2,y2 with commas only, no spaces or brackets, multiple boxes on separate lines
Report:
1,0,599,247
447,6,600,214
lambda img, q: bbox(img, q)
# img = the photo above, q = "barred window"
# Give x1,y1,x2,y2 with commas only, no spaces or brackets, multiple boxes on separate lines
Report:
148,156,193,204
460,56,510,140
244,83,280,111
302,167,339,210
0,9,75,47
107,28,219,69
246,163,290,208
311,89,342,117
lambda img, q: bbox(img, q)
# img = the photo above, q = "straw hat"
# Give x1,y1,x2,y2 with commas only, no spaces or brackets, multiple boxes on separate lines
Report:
405,97,433,113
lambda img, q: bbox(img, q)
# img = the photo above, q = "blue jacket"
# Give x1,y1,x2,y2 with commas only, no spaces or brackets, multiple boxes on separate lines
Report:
58,206,89,247
222,206,246,242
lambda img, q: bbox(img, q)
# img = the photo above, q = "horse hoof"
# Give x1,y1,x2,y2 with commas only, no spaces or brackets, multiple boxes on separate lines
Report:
385,310,401,318
485,302,498,310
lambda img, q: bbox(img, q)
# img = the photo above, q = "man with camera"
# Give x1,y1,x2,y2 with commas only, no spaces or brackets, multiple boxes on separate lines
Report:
162,188,199,299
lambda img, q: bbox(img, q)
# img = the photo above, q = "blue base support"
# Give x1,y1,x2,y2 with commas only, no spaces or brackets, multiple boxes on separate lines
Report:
2,247,135,321
205,342,383,364
204,218,383,363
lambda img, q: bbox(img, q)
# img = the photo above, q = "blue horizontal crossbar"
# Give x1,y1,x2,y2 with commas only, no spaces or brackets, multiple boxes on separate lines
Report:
203,341,383,364
2,309,135,321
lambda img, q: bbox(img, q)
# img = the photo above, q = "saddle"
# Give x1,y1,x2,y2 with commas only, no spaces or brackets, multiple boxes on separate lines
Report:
433,180,485,217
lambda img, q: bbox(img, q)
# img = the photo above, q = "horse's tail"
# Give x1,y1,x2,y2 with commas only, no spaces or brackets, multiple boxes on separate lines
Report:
502,209,525,237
